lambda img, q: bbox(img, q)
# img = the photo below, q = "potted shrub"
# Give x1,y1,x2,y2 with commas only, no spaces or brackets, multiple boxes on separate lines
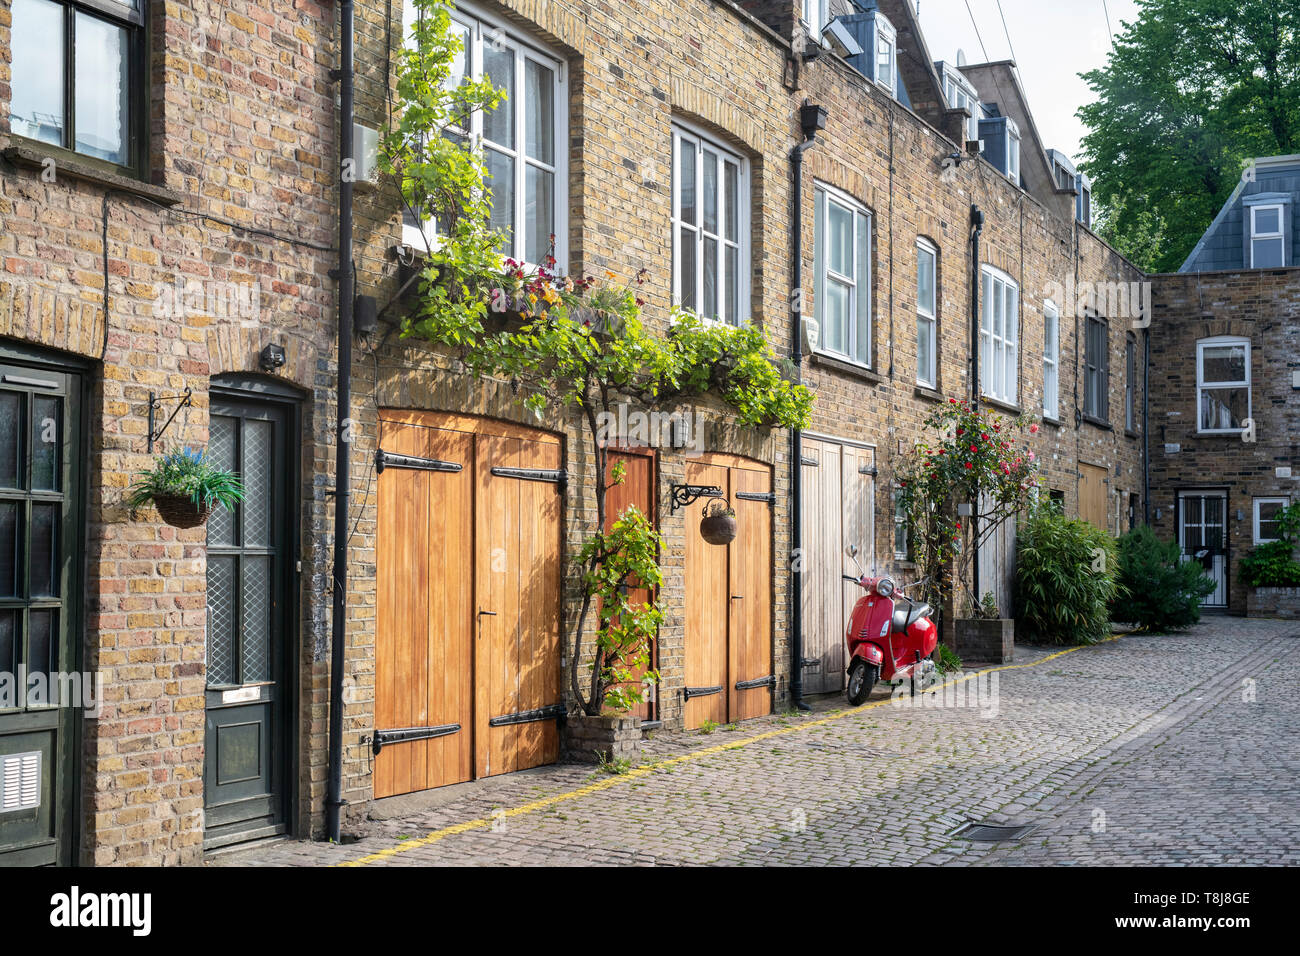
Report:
1238,502,1300,619
127,447,244,529
699,498,737,546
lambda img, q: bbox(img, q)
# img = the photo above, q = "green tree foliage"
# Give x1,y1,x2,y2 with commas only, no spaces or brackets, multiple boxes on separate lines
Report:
1239,502,1300,587
1015,505,1122,646
1114,525,1216,632
1079,0,1300,272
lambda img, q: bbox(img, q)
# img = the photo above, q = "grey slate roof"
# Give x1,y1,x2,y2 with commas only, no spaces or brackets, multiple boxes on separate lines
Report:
1180,155,1300,272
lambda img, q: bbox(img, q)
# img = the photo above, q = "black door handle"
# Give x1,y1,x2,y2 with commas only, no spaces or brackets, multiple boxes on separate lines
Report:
478,610,497,616
731,594,743,600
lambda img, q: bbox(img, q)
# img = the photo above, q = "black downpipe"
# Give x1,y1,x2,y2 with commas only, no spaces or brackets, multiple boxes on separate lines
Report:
1142,324,1151,523
326,0,355,845
789,101,824,712
969,205,984,609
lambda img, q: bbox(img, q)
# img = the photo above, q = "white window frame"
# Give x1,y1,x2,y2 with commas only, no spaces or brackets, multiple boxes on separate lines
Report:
1196,335,1252,435
1007,124,1021,184
916,238,937,387
1249,203,1285,268
802,0,829,37
1254,497,1290,544
943,68,980,141
875,14,896,93
671,121,749,326
814,181,873,366
979,265,1019,404
400,1,568,271
1043,299,1059,420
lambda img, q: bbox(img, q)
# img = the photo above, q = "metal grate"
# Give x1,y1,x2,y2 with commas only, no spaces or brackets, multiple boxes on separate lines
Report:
243,419,272,546
241,555,270,682
207,555,236,685
952,821,1038,842
0,751,41,812
207,414,237,546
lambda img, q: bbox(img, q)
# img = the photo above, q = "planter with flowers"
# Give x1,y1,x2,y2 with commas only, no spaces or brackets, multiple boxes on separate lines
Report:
127,447,244,529
896,399,1040,663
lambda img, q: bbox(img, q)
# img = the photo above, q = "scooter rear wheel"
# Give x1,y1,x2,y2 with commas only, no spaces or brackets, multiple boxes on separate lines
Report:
846,659,878,706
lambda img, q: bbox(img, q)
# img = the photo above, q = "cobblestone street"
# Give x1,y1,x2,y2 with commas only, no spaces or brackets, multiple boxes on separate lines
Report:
213,618,1300,867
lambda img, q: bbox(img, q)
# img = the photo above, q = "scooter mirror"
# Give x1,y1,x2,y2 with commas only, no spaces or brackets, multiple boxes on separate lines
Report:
846,544,859,558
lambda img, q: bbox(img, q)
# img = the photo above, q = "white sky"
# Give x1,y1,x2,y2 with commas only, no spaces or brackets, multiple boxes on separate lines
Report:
915,0,1140,162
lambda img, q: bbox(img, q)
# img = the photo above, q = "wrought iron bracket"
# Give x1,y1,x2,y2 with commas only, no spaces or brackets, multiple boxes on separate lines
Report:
147,387,193,453
372,723,461,755
375,448,463,475
735,491,776,505
488,703,567,728
670,483,723,513
734,675,776,691
682,684,724,700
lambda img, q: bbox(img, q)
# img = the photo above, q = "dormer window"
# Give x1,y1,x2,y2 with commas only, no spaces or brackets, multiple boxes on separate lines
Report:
875,14,896,91
979,113,1020,184
1007,126,1021,185
942,67,981,141
1250,203,1286,268
803,0,829,37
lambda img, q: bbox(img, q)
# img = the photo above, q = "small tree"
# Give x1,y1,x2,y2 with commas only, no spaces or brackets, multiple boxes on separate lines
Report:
1015,502,1123,645
1114,525,1216,632
896,399,1040,617
382,1,814,714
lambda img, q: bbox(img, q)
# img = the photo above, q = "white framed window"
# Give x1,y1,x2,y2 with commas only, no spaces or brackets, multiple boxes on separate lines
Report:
1254,497,1290,544
916,238,937,387
979,266,1018,404
672,123,748,326
1007,125,1021,184
942,68,980,141
814,183,872,366
1196,336,1251,434
1084,313,1109,421
1250,203,1285,268
802,0,829,36
875,14,896,92
401,2,567,269
1043,300,1059,419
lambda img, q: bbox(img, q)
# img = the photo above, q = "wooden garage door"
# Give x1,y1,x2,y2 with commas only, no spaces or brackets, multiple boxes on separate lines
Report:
604,450,656,722
375,412,562,799
800,438,874,695
1079,462,1109,530
683,454,773,729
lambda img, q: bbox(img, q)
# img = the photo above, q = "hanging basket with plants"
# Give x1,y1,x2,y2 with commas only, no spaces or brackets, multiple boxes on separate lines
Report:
127,447,245,530
699,498,737,546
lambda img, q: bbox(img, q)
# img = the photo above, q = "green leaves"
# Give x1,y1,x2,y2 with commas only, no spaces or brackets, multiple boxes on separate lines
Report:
1114,524,1216,632
127,447,245,512
1239,502,1300,587
1015,507,1123,645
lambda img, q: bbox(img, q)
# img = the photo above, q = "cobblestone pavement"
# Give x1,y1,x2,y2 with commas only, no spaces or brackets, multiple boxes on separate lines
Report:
212,617,1300,867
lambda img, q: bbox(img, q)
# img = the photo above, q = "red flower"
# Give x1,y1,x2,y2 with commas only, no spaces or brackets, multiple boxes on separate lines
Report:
981,433,989,441
970,445,977,453
965,462,973,469
1030,423,1039,434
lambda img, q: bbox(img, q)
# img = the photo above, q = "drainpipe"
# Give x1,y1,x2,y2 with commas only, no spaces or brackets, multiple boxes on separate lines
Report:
790,101,826,712
969,204,984,609
1143,324,1151,523
326,0,355,845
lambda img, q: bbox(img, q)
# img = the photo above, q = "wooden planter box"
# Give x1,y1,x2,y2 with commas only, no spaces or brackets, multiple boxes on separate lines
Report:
563,713,642,764
953,618,1014,664
1246,587,1300,619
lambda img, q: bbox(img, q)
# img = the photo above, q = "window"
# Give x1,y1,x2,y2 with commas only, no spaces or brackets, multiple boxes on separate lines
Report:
8,0,145,171
1250,204,1285,268
893,485,912,561
803,0,829,36
672,124,748,325
402,2,566,267
916,239,937,387
875,15,897,92
1196,336,1251,434
1254,498,1290,544
1043,300,1059,420
1084,313,1109,422
1125,334,1137,432
814,184,872,365
979,266,1018,404
1007,125,1021,185
943,69,981,141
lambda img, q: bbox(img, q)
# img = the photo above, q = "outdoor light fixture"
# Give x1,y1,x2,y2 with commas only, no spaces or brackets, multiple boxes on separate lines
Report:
259,343,287,372
800,102,828,139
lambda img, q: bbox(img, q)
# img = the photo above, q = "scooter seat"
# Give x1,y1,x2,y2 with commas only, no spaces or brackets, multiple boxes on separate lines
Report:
892,602,933,632
892,607,909,633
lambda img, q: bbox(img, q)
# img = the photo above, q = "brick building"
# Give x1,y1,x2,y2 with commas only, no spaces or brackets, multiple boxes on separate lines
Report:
0,0,1148,864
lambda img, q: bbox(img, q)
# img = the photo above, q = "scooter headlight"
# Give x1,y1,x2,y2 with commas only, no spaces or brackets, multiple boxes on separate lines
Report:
876,577,895,598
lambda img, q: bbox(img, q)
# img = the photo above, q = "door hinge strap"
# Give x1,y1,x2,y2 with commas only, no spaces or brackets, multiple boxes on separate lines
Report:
735,675,776,690
735,491,775,504
800,657,822,668
800,456,818,466
490,466,566,487
372,723,461,754
682,684,724,700
375,449,464,474
488,703,566,727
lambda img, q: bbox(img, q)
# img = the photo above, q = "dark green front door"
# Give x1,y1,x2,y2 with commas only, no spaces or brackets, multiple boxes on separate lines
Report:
204,390,294,848
0,354,81,866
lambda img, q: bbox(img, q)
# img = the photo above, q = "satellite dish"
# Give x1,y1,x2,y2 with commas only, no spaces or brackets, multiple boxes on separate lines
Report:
956,48,967,67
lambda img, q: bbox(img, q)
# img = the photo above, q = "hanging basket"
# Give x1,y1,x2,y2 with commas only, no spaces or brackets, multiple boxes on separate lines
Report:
699,497,737,546
151,493,215,529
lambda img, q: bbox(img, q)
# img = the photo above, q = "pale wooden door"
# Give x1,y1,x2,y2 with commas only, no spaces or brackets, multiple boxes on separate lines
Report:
683,460,730,729
1079,462,1109,530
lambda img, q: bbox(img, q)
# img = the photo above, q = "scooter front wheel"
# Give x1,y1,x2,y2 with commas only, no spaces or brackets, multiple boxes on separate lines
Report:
846,659,878,706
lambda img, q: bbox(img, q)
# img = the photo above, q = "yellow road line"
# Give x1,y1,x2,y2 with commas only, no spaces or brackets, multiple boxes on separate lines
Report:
336,633,1126,866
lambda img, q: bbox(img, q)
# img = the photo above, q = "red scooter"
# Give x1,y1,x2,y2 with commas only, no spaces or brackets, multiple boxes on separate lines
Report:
842,546,938,705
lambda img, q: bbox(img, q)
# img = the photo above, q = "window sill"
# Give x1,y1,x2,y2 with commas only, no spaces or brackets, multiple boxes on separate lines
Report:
1081,414,1112,431
2,142,183,206
980,395,1021,415
1124,428,1140,440
914,385,945,403
1042,415,1065,429
812,351,883,385
893,558,917,570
